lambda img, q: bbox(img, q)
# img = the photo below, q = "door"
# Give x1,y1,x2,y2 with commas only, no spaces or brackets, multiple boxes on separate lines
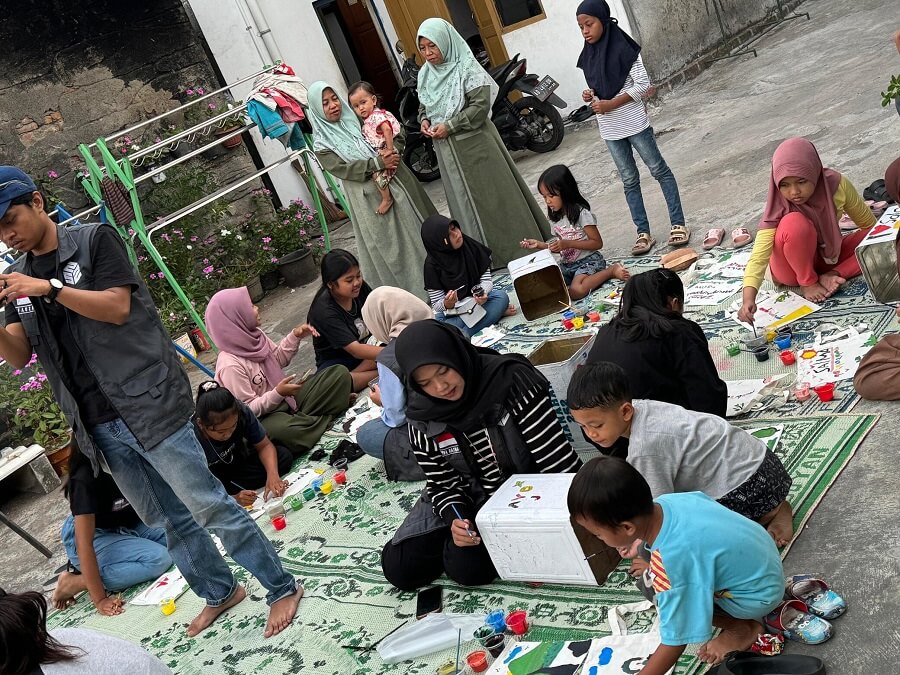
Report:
466,0,509,67
336,0,399,109
382,0,451,62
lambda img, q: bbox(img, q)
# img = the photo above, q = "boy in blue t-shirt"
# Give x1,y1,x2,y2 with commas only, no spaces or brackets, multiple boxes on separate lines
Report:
567,456,784,672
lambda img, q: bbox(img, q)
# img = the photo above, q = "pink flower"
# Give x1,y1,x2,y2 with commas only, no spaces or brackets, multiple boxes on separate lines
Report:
186,88,195,96
197,87,206,95
149,273,157,280
271,256,279,263
299,229,307,236
282,219,290,225
26,354,38,367
203,265,214,275
262,236,272,243
190,235,198,242
306,214,314,222
208,102,217,110
158,271,165,279
47,170,59,179
12,370,22,376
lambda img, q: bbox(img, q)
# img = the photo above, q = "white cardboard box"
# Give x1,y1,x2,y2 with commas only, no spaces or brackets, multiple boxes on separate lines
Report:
508,249,570,321
476,473,618,586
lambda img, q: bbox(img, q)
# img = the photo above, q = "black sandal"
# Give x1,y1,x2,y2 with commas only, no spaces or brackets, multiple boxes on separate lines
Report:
706,651,825,675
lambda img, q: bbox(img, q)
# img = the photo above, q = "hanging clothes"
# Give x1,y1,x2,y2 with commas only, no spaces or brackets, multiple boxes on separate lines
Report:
246,100,306,150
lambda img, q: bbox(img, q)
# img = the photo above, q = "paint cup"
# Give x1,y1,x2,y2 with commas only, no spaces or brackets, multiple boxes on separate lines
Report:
272,514,287,530
332,457,348,471
471,285,485,298
474,625,495,643
752,345,769,362
741,332,767,350
483,633,506,658
774,335,792,350
159,597,176,616
466,651,489,673
765,329,777,343
334,469,347,485
286,495,303,511
572,316,584,329
312,477,324,493
813,382,835,402
505,610,529,635
776,325,793,337
595,303,607,312
562,318,574,330
587,310,601,322
726,343,741,357
436,662,457,675
562,310,575,320
320,480,334,495
265,500,285,519
484,609,506,634
302,487,316,501
779,349,796,365
794,382,811,401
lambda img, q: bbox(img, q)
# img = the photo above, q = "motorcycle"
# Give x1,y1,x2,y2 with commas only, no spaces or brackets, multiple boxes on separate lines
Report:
395,45,567,183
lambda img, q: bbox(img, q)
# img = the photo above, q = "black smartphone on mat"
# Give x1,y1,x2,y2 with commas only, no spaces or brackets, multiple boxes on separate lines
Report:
415,585,443,619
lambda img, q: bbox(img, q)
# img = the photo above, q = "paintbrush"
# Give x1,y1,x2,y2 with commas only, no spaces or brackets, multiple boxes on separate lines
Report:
454,628,461,674
451,505,476,539
342,619,408,651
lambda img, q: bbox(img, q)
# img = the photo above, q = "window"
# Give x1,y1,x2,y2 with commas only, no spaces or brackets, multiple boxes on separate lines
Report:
493,0,544,29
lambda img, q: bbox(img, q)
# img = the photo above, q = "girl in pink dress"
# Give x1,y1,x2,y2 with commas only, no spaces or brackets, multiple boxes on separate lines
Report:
348,81,402,214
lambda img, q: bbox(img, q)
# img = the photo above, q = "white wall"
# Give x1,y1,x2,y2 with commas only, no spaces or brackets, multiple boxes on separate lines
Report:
500,0,632,112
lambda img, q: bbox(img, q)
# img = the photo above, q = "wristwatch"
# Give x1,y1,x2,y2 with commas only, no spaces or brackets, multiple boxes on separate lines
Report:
44,278,64,303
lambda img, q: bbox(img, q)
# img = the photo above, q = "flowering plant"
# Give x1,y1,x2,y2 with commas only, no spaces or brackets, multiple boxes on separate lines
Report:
248,191,326,273
181,85,244,130
0,354,71,449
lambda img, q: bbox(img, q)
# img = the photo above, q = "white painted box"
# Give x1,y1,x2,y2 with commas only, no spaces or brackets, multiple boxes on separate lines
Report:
507,249,570,321
476,473,619,586
855,205,900,304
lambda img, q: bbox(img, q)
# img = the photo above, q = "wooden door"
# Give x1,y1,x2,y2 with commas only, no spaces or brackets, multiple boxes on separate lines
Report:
467,0,509,66
336,0,399,108
382,0,451,62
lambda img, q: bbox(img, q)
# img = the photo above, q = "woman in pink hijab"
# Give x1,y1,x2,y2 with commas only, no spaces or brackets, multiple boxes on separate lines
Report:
738,138,876,324
205,287,352,456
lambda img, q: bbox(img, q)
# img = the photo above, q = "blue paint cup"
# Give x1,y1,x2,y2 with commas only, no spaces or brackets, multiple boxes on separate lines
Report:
562,310,575,320
485,609,506,634
774,335,791,350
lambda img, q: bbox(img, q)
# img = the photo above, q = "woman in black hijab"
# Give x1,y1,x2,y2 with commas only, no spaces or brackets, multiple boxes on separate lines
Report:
380,320,581,590
421,214,515,338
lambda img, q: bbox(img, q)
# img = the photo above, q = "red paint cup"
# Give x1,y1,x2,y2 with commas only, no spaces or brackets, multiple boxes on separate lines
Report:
587,311,601,322
505,610,529,635
272,515,287,531
466,650,489,673
813,382,835,402
562,318,574,330
779,350,796,365
334,469,347,485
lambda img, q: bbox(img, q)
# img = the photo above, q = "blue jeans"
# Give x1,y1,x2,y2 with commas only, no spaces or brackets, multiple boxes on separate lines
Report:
61,515,172,592
605,126,685,235
91,419,297,607
437,289,510,338
356,418,390,460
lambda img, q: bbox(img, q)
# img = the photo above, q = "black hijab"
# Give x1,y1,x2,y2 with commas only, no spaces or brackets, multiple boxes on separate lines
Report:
421,214,492,300
576,0,641,101
396,320,548,433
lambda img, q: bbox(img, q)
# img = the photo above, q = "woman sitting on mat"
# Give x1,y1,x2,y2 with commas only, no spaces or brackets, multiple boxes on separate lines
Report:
307,249,381,391
380,320,581,590
206,286,352,457
588,268,727,419
355,286,431,481
52,443,172,616
193,381,293,506
738,137,875,325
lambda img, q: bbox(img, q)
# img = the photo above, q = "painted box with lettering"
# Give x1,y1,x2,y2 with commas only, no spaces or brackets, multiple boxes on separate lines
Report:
476,473,619,586
855,205,900,304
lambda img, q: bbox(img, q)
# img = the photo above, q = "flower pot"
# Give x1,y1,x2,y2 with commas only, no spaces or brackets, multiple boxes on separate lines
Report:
260,269,281,291
246,275,265,302
215,127,244,149
277,249,316,288
47,439,73,477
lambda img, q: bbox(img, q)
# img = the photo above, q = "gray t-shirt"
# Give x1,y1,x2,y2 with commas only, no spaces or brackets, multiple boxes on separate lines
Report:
628,400,765,499
44,629,171,675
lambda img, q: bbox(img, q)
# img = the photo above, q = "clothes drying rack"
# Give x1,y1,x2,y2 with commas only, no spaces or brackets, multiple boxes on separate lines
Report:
707,0,810,64
51,62,351,351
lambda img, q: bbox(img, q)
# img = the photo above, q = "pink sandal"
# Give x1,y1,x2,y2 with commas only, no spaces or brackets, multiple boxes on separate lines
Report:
702,228,725,250
731,227,753,248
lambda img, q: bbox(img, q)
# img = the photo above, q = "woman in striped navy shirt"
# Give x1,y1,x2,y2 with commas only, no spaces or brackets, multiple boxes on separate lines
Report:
380,320,581,590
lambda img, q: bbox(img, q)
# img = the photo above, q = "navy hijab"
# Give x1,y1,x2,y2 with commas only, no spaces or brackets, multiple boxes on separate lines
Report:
576,0,641,101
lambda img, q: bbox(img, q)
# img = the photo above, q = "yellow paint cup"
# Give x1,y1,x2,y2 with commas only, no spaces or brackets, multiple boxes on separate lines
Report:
572,316,584,329
320,480,334,495
160,597,176,616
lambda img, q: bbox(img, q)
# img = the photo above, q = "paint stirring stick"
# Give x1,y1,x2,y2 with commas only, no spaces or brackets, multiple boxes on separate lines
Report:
584,552,598,561
451,505,476,539
454,628,462,675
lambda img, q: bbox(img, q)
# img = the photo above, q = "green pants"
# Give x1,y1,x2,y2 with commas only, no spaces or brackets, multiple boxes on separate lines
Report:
260,365,351,456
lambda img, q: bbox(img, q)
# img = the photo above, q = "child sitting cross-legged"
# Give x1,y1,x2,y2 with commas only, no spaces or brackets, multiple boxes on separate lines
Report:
568,456,785,670
567,362,794,547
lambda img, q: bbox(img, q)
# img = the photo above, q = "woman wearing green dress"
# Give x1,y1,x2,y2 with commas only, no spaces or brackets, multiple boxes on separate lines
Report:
308,81,435,296
416,18,550,268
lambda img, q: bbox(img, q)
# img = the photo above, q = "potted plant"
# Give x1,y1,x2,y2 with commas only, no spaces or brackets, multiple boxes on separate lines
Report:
881,74,900,116
268,198,327,288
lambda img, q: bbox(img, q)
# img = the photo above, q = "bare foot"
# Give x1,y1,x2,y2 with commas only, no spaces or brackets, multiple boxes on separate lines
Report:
799,282,829,303
698,619,761,665
52,571,86,610
819,272,845,296
375,196,394,215
503,304,518,317
765,500,794,548
186,585,247,637
610,263,631,281
264,585,304,638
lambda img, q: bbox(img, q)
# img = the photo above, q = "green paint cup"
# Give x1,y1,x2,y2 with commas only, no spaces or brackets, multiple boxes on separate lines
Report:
726,343,740,357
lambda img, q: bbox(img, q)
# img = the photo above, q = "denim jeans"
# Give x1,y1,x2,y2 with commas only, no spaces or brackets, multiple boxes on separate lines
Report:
605,126,685,235
90,419,297,606
437,289,510,338
61,514,172,592
356,418,390,460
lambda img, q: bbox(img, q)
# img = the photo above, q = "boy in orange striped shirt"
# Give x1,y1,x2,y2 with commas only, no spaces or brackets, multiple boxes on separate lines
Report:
568,457,783,673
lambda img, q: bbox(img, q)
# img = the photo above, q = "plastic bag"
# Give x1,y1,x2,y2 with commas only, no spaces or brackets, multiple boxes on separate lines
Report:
377,612,486,663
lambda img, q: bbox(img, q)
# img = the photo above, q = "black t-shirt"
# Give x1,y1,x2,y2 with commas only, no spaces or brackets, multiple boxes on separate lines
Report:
4,227,137,425
193,401,266,469
67,459,140,530
308,284,372,365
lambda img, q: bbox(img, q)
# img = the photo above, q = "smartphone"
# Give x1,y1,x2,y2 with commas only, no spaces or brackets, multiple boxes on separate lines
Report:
298,367,316,383
415,585,442,619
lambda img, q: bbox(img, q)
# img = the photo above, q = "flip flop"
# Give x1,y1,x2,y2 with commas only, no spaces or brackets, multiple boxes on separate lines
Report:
667,225,690,247
731,227,753,248
838,214,857,231
871,200,888,217
764,599,833,645
703,228,725,250
784,574,846,620
705,651,825,675
631,233,656,256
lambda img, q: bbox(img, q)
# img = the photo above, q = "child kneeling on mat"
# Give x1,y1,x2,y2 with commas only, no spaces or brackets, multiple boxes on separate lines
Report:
567,362,794,547
568,456,784,670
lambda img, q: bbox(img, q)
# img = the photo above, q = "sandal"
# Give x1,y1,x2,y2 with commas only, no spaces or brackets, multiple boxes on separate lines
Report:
731,227,753,248
871,200,888,217
702,228,725,250
784,574,846,620
705,651,825,675
667,225,690,247
764,599,833,644
631,233,656,256
838,214,857,232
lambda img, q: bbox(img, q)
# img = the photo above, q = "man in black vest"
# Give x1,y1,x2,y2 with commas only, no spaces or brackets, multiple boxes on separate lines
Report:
0,166,302,637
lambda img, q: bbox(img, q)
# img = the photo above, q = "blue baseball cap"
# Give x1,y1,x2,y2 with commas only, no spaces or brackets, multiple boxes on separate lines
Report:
0,166,39,220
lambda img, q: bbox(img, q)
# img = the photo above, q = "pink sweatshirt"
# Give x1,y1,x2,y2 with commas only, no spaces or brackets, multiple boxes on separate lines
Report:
214,331,301,417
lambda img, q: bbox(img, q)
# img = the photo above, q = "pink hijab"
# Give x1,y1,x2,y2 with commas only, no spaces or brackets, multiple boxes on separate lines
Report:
205,287,297,410
760,138,842,264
